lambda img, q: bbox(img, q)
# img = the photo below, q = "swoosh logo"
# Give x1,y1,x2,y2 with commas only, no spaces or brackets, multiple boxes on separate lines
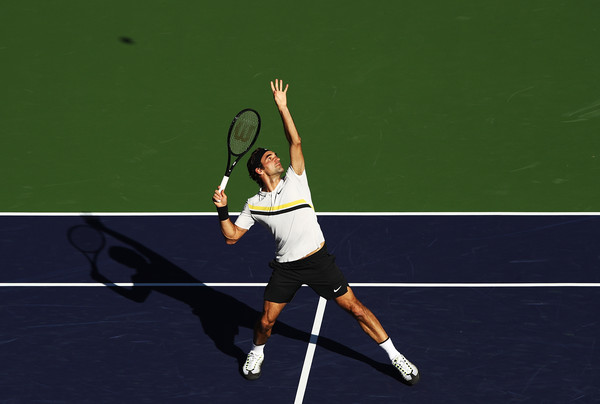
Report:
334,286,342,293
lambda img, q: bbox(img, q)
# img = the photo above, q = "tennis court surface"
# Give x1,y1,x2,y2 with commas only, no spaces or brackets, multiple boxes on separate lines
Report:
1,213,598,403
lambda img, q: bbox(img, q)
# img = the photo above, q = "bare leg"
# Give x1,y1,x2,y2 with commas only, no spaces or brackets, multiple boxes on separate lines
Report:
243,300,286,380
335,287,388,344
254,300,287,345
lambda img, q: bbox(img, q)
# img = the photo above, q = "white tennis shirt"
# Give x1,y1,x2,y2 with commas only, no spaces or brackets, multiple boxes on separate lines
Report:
235,166,325,263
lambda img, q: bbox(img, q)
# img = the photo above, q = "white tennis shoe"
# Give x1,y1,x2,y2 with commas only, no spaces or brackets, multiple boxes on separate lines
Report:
242,351,264,381
392,354,420,385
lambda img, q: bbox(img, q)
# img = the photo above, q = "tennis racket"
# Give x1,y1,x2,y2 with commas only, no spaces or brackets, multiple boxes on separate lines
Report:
68,224,106,266
218,108,261,194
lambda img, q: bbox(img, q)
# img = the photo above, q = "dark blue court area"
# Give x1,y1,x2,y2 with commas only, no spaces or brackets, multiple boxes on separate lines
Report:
1,214,599,403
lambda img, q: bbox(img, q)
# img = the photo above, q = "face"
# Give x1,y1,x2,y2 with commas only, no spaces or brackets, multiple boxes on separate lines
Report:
257,150,283,176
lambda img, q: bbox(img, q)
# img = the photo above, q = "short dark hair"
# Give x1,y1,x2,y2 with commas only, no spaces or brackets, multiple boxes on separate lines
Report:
247,148,269,186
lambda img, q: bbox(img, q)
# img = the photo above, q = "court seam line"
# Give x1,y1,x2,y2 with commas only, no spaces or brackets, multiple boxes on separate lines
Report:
1,283,599,287
294,296,327,404
1,212,600,216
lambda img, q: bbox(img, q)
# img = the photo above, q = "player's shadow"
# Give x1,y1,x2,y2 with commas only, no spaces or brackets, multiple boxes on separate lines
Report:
71,217,404,383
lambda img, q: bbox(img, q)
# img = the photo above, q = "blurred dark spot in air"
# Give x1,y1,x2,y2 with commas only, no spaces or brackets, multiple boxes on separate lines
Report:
119,37,135,45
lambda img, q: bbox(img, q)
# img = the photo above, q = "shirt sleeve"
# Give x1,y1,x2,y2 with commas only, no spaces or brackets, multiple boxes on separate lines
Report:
234,202,255,230
285,165,308,186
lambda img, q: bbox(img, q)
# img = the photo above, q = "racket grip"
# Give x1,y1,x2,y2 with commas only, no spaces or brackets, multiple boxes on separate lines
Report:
219,175,230,192
219,175,229,191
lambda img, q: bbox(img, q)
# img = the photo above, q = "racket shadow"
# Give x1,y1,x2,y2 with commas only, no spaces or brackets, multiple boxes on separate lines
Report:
69,217,401,382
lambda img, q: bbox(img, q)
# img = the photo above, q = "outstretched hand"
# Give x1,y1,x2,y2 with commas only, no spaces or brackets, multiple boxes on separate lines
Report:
271,79,289,109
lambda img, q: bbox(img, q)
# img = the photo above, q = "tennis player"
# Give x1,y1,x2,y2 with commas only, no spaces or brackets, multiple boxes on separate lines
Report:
212,79,419,385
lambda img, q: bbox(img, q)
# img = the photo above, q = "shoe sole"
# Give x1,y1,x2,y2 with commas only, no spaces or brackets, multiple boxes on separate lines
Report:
405,372,420,386
243,371,261,381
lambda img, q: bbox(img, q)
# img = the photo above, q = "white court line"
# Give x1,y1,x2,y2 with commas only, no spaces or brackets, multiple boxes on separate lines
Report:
2,281,597,404
0,283,268,287
349,283,600,288
2,212,596,403
1,212,599,216
294,296,327,404
1,283,599,287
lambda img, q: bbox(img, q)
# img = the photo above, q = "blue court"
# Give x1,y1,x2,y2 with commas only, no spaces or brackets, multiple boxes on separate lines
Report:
1,214,599,403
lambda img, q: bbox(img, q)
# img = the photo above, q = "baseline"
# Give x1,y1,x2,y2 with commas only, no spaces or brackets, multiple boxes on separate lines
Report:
1,283,599,287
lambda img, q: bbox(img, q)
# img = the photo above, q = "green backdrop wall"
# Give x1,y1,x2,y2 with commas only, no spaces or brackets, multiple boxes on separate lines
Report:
2,1,599,212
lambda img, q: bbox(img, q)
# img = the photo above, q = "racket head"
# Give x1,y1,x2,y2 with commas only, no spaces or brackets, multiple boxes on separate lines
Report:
227,109,261,156
68,225,106,254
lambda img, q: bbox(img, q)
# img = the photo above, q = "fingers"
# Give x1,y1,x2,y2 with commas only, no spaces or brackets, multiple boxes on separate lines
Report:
213,188,227,205
270,79,289,93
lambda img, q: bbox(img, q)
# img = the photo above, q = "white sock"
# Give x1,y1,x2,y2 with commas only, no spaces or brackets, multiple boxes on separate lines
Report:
251,343,265,356
379,338,401,361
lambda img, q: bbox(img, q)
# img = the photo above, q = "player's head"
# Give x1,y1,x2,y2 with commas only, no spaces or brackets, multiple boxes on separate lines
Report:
247,147,269,186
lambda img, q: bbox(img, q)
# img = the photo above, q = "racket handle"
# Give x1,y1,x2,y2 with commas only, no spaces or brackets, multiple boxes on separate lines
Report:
219,175,230,192
215,176,230,203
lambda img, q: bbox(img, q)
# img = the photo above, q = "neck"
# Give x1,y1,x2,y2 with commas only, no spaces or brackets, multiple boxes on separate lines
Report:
261,175,281,193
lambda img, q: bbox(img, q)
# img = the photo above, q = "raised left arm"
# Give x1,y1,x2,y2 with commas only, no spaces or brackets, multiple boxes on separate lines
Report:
271,79,304,175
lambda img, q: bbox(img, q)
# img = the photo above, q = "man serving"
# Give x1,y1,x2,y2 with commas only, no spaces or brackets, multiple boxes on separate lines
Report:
212,79,419,385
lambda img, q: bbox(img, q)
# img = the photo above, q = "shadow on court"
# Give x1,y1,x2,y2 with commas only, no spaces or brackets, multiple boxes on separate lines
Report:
70,217,405,383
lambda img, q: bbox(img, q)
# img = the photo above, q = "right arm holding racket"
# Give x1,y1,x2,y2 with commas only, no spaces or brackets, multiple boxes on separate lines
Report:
212,186,248,244
212,107,261,244
213,79,300,244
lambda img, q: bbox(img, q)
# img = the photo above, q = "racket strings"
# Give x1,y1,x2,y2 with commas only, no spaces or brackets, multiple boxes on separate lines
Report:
229,112,259,155
68,226,106,253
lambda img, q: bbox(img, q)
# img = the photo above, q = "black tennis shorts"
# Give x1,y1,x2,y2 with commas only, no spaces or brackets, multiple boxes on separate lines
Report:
264,245,349,303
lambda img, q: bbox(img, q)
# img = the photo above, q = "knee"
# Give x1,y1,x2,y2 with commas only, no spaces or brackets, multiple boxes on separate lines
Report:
258,314,276,333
